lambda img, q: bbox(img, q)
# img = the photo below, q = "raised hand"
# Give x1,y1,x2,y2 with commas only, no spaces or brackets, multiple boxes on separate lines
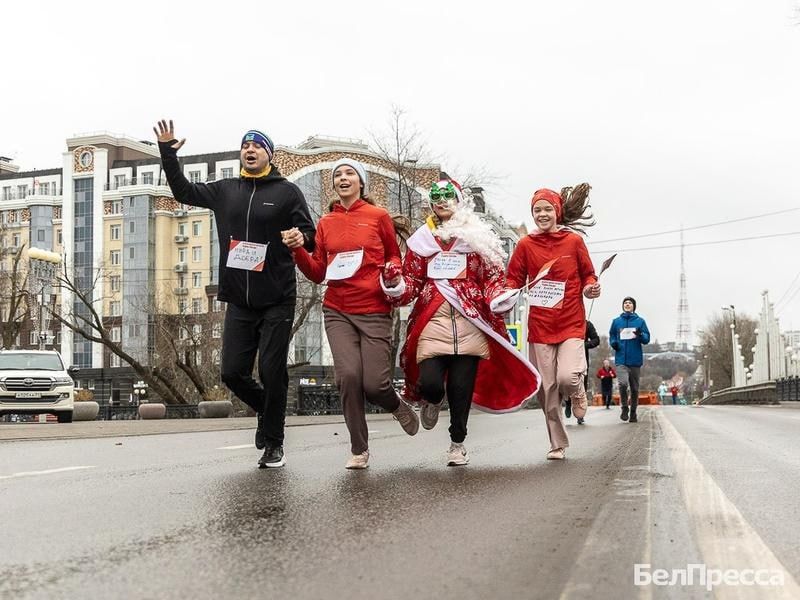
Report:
153,119,186,150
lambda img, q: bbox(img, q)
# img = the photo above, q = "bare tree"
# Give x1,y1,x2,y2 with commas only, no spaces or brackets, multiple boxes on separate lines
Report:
0,244,30,349
697,311,758,391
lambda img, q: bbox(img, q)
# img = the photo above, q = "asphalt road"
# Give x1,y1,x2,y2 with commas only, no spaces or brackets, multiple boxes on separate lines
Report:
1,404,799,600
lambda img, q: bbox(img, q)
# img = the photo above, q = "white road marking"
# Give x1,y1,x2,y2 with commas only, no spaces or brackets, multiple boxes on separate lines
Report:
0,466,95,480
217,444,252,450
368,430,381,434
657,410,800,598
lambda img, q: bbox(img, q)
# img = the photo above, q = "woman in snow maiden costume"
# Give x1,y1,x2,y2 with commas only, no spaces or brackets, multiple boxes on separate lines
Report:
283,158,419,470
384,179,541,466
506,184,600,460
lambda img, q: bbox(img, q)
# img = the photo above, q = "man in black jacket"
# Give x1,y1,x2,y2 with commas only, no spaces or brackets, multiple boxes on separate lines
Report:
155,120,316,468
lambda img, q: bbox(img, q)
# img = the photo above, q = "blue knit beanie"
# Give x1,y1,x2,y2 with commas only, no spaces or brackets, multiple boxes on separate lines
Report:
241,130,274,160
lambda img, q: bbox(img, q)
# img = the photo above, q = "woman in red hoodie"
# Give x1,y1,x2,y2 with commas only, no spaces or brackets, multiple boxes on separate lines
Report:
283,158,419,470
506,185,600,460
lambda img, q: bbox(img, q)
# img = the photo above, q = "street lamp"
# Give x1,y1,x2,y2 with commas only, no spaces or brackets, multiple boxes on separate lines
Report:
27,248,62,350
721,305,736,328
132,380,148,406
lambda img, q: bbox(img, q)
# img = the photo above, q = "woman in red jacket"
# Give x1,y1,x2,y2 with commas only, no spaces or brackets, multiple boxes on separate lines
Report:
506,185,600,460
384,179,540,466
596,359,617,409
283,158,419,470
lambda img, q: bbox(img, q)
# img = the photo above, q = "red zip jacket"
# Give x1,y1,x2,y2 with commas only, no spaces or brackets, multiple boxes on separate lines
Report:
293,199,401,314
506,230,597,344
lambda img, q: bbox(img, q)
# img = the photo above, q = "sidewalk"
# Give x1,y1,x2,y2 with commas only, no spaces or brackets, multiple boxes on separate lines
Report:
0,414,398,443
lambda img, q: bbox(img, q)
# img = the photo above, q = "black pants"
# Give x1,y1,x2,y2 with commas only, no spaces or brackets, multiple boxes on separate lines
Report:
418,355,480,444
221,303,294,446
618,365,641,414
601,387,613,408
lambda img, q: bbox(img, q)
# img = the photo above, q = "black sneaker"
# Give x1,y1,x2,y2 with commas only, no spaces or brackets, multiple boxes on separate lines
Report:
620,406,629,422
565,399,572,419
255,415,265,450
258,445,285,468
629,413,638,423
577,417,585,425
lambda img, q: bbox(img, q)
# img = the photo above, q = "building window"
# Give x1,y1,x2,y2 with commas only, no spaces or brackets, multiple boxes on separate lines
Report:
56,331,61,344
39,182,50,195
1,187,10,200
192,272,202,288
178,299,187,313
57,229,62,245
192,298,202,314
192,246,201,262
192,221,201,236
178,248,187,263
213,297,223,312
29,331,38,345
12,233,20,247
37,229,45,242
110,275,121,292
114,174,126,189
17,185,28,198
129,247,135,260
141,172,153,185
128,324,140,338
110,326,121,342
178,222,187,236
192,323,202,336
212,322,222,338
221,167,233,179
129,221,135,234
179,327,188,341
111,200,122,214
110,354,121,368
110,301,121,316
189,171,201,183
110,224,120,240
194,350,202,366
212,348,220,365
110,250,120,265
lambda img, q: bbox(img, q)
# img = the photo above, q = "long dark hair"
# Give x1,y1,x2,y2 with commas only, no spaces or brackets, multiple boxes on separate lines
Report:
559,183,596,234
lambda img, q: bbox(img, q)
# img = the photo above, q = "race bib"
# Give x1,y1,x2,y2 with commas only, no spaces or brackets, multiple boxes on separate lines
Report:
427,252,467,279
620,327,637,340
528,279,566,308
325,249,364,281
227,240,267,271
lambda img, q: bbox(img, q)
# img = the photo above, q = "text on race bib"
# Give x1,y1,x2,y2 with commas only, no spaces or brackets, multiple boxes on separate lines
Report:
528,279,566,308
620,327,637,340
427,252,467,279
325,249,364,281
227,240,267,272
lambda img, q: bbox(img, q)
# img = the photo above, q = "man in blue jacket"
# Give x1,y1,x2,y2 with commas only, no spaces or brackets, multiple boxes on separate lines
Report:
609,296,650,423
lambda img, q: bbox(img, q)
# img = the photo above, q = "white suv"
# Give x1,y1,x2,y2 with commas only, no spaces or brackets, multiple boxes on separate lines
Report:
0,350,77,423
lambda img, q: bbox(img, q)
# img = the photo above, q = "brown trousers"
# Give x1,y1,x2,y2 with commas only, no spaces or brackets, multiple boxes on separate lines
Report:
323,308,400,454
529,338,587,450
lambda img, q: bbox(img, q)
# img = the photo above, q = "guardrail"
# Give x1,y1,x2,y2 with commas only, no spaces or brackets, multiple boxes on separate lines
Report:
699,382,777,405
776,377,800,402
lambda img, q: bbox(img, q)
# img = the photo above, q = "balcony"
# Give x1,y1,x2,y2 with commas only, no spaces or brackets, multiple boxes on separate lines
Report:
173,209,187,217
173,287,189,296
174,262,188,273
174,234,188,243
104,177,163,191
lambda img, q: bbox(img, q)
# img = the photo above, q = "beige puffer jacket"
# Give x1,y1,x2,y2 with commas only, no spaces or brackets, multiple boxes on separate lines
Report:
416,301,489,364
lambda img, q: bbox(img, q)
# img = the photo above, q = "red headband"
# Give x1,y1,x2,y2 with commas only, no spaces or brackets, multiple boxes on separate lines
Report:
531,188,563,223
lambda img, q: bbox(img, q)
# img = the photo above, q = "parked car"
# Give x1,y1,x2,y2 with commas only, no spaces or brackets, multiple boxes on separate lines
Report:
0,350,77,423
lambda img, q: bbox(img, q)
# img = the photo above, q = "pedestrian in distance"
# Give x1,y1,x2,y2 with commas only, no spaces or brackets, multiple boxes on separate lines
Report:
671,385,679,405
154,120,317,469
609,296,651,423
506,184,600,460
284,158,419,470
383,179,540,466
596,359,616,409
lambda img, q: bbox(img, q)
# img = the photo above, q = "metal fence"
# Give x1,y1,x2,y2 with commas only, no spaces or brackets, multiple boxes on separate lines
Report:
776,377,800,402
297,384,387,416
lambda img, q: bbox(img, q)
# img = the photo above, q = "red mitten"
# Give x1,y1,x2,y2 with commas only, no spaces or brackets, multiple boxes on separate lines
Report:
383,262,401,282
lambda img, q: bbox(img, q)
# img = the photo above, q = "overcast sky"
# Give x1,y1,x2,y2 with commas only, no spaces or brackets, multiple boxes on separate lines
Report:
4,0,800,343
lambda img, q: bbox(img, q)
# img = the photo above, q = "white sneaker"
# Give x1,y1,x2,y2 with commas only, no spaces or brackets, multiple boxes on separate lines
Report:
420,401,442,430
392,398,420,436
447,442,469,466
546,448,565,460
346,451,369,470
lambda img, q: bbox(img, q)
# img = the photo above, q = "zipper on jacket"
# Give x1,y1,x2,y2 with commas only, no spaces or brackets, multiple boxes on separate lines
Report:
450,305,459,355
245,179,256,307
